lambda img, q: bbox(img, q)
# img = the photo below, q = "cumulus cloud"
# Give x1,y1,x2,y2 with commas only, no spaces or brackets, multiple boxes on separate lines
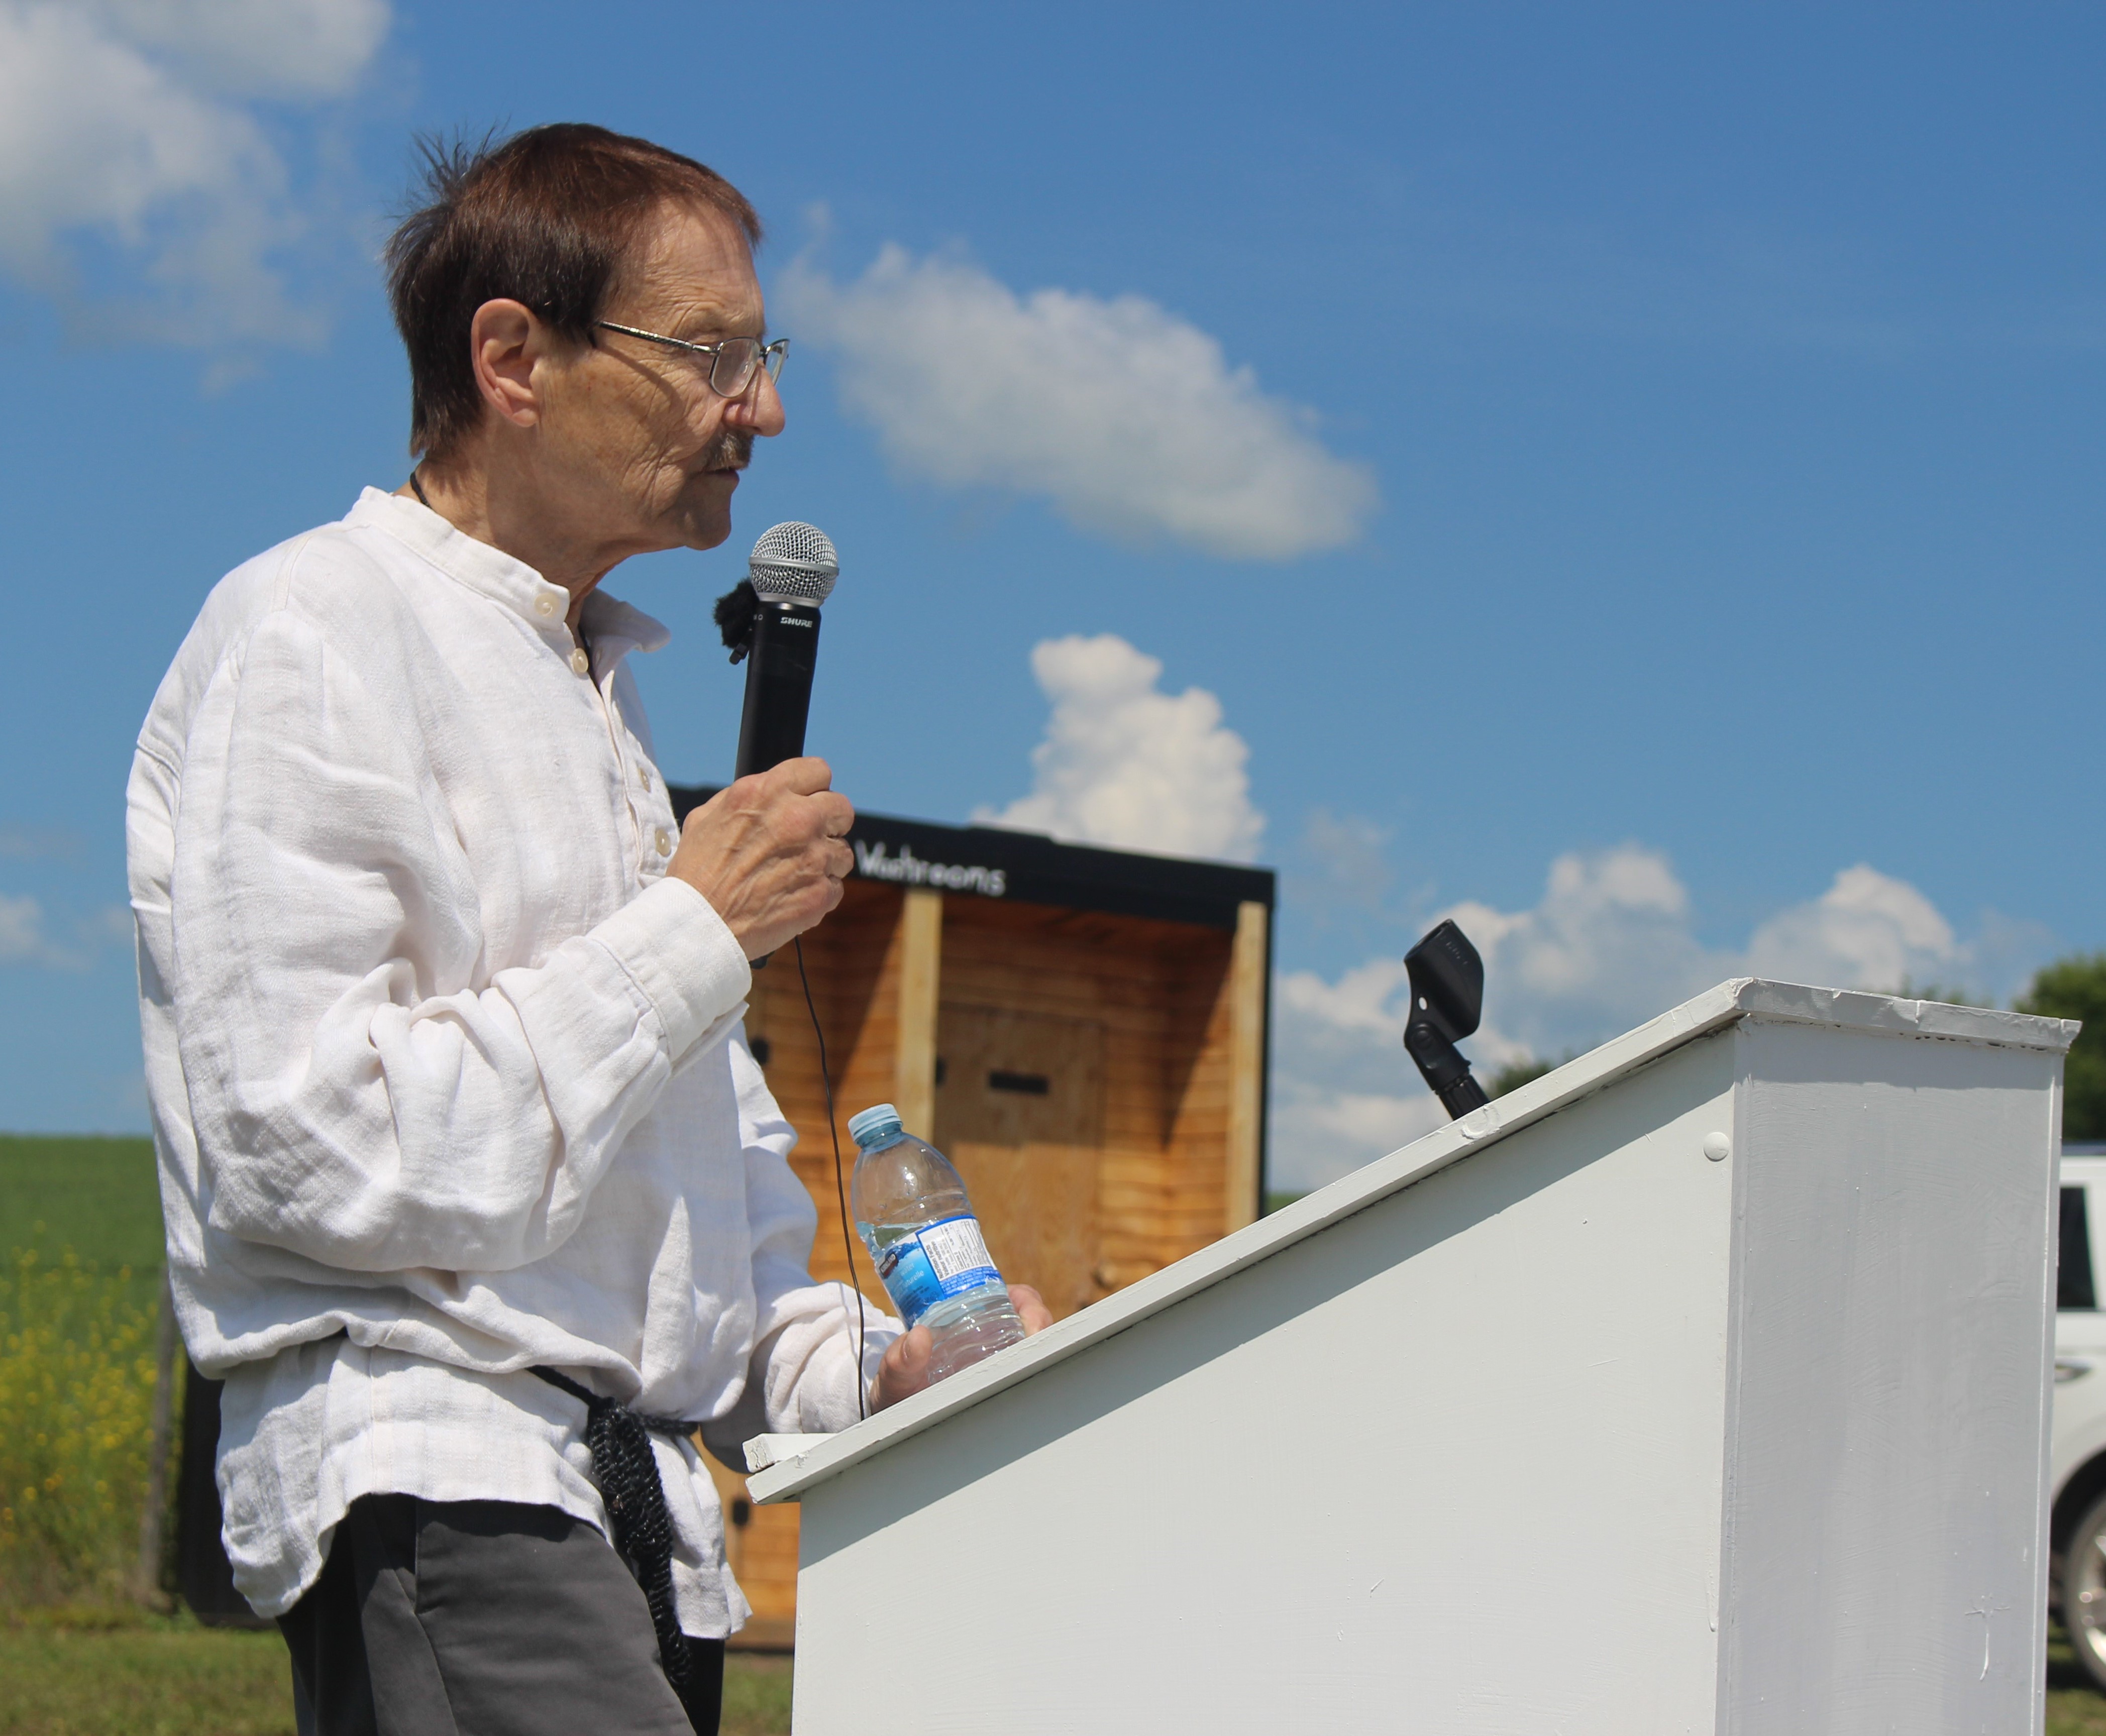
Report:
1271,845,2030,1194
1294,807,1393,915
96,1,388,97
975,633,1264,862
1271,955,1453,1188
0,876,133,969
0,0,387,349
0,892,44,963
0,823,83,860
778,244,1378,560
1439,845,1730,1064
1743,863,1959,993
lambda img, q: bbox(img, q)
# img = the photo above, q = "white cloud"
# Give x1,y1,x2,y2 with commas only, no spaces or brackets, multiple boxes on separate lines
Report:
975,634,1264,862
1270,845,2030,1195
98,1,389,97
0,823,83,859
779,244,1378,561
0,0,386,349
0,892,44,963
1295,807,1392,914
1441,845,1729,1064
1743,862,1960,993
1271,956,1452,1197
0,886,133,970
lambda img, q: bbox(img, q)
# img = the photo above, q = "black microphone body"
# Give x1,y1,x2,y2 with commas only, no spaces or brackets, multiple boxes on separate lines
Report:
721,521,841,967
733,602,822,778
725,521,840,781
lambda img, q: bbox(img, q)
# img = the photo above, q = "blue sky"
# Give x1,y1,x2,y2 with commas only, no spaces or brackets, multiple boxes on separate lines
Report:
0,2,2099,1187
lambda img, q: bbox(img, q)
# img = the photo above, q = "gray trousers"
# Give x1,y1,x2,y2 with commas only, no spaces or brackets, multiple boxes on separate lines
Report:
278,1495,724,1736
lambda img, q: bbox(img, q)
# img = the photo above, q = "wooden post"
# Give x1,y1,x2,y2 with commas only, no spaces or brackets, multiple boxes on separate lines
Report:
136,1264,178,1607
893,889,944,1136
1224,900,1269,1234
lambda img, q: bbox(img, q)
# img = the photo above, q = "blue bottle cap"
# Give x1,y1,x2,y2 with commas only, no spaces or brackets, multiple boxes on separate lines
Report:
848,1104,904,1147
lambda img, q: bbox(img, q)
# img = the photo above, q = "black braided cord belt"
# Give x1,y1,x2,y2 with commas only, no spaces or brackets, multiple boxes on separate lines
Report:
531,1365,705,1694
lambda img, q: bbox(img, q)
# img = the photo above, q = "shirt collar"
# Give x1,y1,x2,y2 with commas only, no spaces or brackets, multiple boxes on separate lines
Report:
344,487,671,659
581,588,672,660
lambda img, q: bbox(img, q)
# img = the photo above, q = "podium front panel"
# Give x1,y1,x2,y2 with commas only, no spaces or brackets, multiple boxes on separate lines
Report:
765,984,2064,1736
793,1031,1742,1733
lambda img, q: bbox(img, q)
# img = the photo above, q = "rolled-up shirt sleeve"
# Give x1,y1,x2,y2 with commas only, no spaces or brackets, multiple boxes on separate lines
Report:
168,609,751,1275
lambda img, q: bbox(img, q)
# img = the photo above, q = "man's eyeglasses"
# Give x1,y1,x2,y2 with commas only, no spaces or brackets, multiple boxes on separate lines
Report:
595,321,789,398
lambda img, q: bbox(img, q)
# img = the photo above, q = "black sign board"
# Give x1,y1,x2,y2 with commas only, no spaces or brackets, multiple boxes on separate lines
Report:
668,787,1274,933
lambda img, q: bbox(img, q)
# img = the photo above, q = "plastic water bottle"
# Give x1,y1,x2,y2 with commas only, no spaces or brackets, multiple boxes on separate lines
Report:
848,1103,1026,1382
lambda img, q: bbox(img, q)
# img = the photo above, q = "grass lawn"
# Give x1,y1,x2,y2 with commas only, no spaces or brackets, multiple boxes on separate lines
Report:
0,1135,161,1260
0,1135,161,1315
2053,1624,2106,1733
1,1135,2095,1729
4,1616,2105,1731
1,1136,170,1607
0,1616,796,1735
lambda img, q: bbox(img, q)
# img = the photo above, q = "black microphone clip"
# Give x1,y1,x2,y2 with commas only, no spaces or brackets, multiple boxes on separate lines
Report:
714,580,760,664
1403,919,1491,1119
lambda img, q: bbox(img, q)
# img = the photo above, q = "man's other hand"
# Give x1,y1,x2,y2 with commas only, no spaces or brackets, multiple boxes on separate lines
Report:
871,1284,1052,1413
669,759,854,960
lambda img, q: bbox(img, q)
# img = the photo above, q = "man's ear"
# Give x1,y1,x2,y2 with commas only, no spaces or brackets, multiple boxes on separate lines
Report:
468,299,547,430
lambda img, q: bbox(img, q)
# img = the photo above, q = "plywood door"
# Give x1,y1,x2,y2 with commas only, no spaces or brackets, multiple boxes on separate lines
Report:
933,1004,1108,1320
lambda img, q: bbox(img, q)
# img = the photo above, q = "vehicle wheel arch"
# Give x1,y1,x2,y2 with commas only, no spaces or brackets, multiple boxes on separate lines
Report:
2056,1448,2106,1627
2056,1450,2106,1568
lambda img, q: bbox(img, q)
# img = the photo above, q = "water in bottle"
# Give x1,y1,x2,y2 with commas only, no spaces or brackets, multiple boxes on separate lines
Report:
848,1103,1026,1382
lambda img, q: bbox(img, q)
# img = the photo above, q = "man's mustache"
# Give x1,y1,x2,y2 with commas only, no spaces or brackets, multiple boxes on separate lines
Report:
702,429,755,472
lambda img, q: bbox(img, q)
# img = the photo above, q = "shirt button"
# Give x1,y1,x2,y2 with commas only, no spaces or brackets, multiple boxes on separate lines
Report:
570,647,591,676
655,828,673,856
535,594,559,618
637,766,651,791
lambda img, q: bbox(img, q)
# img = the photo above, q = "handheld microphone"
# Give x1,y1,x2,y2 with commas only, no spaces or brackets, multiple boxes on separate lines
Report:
732,522,839,779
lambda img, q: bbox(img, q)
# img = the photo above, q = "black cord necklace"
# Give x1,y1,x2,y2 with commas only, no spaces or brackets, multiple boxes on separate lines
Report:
408,468,433,509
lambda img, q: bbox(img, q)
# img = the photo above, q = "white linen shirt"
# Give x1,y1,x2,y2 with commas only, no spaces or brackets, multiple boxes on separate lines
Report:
127,487,894,1631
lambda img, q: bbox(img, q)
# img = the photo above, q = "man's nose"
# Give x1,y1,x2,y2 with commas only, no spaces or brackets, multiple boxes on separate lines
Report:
726,366,786,438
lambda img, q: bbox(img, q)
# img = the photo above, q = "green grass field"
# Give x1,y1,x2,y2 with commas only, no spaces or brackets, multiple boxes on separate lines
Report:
0,1613,796,1735
1,1135,168,1610
0,1616,2101,1735
3,1132,2104,1732
0,1137,164,1267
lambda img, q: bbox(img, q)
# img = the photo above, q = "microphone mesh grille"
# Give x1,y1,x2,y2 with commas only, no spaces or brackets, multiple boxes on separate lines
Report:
748,521,839,604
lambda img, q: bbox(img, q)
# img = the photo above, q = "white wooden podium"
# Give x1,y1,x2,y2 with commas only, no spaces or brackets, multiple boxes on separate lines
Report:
748,981,2075,1734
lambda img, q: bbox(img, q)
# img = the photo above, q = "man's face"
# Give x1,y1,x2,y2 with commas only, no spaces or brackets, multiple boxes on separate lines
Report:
533,200,785,560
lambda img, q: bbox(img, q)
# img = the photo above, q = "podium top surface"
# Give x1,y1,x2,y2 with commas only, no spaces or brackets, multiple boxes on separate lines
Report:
749,979,2076,1504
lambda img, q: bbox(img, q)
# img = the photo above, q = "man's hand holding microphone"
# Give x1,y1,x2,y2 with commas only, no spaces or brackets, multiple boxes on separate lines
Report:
670,757,853,962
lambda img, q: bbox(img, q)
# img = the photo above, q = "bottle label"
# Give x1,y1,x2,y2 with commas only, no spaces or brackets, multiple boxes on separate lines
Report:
874,1214,1002,1327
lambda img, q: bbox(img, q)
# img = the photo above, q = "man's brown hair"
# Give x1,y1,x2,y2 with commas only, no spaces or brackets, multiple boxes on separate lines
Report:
385,124,763,461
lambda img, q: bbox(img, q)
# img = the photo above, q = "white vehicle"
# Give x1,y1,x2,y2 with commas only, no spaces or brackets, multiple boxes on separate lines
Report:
2053,1145,2106,1686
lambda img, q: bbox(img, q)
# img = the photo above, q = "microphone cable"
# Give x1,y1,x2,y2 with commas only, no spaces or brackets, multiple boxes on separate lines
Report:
793,936,870,1423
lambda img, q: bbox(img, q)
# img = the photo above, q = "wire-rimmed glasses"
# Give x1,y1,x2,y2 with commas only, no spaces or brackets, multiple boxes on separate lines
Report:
595,321,789,398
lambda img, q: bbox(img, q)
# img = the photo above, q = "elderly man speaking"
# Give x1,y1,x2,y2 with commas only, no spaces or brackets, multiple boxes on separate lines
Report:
127,124,1047,1736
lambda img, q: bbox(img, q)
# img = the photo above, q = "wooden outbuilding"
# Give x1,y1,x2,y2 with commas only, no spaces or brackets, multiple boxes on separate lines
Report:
668,790,1276,1646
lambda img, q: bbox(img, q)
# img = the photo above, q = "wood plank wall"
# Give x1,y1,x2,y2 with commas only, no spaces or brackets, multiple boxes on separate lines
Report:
937,898,1238,1298
714,879,1259,1647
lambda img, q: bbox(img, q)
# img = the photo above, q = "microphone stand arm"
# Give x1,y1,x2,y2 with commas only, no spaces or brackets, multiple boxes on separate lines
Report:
1404,1019,1489,1117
